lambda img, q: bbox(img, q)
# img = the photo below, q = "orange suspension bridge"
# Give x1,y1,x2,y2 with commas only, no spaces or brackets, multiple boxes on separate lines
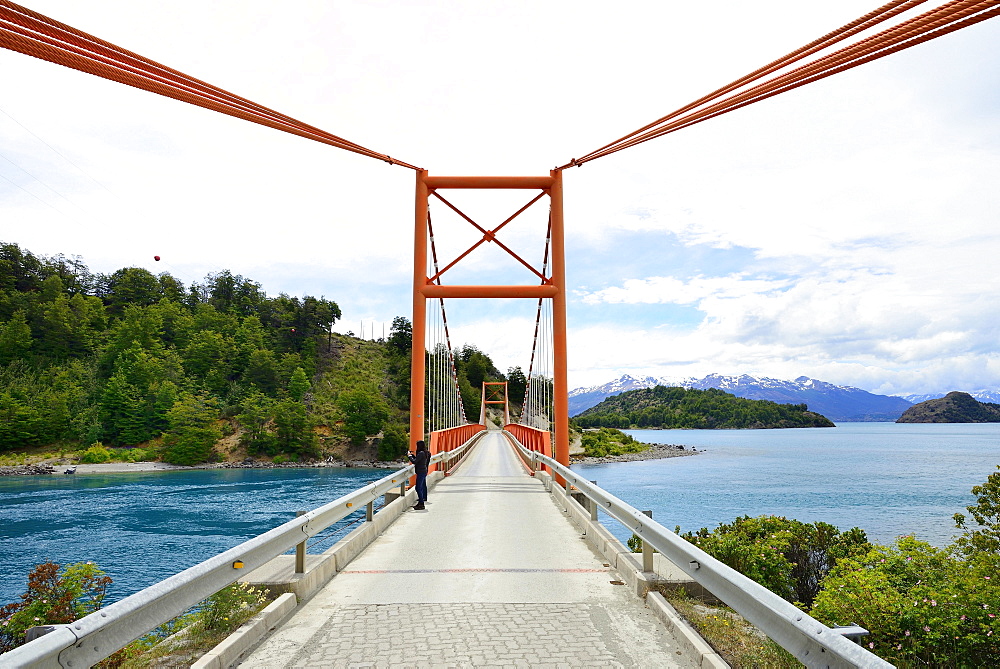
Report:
1,0,997,468
1,1,997,667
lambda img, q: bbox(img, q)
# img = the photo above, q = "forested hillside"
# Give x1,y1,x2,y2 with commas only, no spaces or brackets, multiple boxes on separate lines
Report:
576,385,835,429
0,243,521,465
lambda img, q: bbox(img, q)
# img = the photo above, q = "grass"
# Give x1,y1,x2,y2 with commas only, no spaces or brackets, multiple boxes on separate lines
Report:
661,587,801,668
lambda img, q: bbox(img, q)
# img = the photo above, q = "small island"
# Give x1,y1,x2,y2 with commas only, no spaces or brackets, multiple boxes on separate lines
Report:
574,386,834,429
896,391,1000,423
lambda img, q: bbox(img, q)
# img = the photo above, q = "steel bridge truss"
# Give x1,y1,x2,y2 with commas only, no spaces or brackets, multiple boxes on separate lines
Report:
410,172,570,471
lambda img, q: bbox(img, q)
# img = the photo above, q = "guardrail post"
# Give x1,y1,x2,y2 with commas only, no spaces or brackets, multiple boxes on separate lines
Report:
641,510,653,572
366,501,374,522
295,510,307,574
589,481,599,521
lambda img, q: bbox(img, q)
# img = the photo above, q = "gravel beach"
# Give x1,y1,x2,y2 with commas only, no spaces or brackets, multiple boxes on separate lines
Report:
571,443,700,466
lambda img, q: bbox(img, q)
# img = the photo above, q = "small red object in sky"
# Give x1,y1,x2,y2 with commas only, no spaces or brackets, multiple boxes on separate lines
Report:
154,255,161,261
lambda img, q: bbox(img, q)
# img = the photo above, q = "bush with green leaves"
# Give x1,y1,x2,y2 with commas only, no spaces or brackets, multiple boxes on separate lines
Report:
811,536,1000,665
0,561,112,652
680,515,870,607
79,443,112,463
954,464,1000,559
580,427,646,457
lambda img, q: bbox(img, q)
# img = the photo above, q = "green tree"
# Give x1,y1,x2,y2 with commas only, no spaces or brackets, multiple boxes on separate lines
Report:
162,392,221,465
377,423,408,461
104,267,162,315
245,349,280,395
0,310,32,364
99,370,148,445
38,294,74,359
338,388,390,443
0,391,44,451
273,398,316,456
288,366,309,401
387,316,412,355
237,390,274,452
157,272,185,302
507,366,527,405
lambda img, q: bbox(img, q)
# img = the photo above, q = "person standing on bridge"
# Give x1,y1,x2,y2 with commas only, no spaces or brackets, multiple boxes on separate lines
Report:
408,440,430,510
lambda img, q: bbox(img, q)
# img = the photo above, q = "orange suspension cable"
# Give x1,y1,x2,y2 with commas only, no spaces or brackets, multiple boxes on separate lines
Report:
597,0,998,158
0,0,420,170
557,0,998,169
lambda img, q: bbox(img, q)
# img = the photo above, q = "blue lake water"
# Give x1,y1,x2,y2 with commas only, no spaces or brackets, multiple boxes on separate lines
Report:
0,467,389,607
1,423,998,607
579,423,1000,549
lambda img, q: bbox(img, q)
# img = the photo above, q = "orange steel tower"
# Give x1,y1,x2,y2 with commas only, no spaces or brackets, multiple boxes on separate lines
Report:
409,170,569,469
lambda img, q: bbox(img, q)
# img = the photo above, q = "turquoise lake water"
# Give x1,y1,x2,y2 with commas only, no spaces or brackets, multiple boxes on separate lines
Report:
588,422,1000,548
0,467,388,606
1,422,998,606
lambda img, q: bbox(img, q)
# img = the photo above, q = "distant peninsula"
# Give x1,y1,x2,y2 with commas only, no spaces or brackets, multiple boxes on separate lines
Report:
896,392,1000,423
574,386,835,429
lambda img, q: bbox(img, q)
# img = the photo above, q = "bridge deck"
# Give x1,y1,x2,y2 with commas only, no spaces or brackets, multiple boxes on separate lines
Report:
240,432,697,667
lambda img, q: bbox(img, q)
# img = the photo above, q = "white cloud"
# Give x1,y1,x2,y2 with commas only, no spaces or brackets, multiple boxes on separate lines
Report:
2,0,998,397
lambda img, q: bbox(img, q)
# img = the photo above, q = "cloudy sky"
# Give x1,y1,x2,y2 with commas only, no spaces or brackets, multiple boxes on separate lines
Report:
2,1,998,395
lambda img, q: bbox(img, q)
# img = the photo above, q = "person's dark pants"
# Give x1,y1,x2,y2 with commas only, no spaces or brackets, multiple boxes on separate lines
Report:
415,473,427,503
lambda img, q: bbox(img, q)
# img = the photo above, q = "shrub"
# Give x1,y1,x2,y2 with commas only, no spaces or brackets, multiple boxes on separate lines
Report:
122,447,152,462
0,561,112,652
198,583,268,633
811,536,1000,665
680,515,870,607
581,427,646,457
79,444,112,464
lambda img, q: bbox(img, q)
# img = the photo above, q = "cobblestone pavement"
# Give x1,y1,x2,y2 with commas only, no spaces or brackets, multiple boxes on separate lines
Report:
242,602,691,668
240,434,697,668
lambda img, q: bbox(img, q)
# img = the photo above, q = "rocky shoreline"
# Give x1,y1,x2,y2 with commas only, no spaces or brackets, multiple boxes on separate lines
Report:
0,464,57,476
571,443,700,466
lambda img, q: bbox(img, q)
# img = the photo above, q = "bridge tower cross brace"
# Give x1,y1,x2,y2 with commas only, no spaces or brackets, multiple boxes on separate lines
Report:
409,170,569,471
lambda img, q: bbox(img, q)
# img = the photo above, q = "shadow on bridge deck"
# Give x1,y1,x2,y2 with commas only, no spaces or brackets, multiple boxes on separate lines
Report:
237,432,699,668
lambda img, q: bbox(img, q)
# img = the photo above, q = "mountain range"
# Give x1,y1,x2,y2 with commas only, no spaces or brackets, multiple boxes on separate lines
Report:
568,374,998,423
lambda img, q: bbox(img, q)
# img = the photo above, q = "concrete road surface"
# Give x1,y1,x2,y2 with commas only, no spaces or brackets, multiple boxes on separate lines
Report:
240,431,697,668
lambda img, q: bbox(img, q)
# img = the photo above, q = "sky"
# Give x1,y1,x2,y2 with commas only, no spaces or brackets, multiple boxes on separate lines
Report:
1,1,998,396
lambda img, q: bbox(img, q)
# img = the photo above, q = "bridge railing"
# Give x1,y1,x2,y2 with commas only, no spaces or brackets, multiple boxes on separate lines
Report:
505,432,893,669
504,424,551,473
429,424,486,473
0,434,485,669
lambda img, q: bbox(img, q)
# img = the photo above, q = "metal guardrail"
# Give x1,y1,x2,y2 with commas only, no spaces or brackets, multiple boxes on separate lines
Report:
506,433,894,669
0,435,483,669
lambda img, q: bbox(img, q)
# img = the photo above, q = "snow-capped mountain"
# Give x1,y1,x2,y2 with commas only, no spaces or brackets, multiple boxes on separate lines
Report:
899,390,1000,405
568,373,914,422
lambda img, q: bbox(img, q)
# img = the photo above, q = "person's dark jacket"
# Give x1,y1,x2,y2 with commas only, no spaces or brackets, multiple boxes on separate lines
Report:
409,449,430,475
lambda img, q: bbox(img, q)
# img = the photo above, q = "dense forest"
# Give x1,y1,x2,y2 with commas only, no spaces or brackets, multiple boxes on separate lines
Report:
0,243,519,464
575,385,834,429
